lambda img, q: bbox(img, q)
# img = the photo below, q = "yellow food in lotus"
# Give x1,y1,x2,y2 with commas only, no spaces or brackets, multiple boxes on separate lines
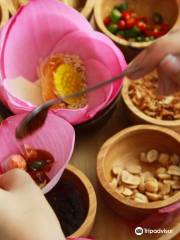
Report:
54,64,86,107
39,54,87,109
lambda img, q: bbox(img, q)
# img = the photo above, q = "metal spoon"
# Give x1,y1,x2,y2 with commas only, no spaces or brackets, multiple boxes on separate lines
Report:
15,67,141,139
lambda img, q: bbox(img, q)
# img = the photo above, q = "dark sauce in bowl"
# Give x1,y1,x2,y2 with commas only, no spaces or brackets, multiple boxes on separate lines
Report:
46,178,87,237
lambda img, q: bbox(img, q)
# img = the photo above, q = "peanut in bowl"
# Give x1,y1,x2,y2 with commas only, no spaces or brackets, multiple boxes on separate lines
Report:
122,73,180,133
97,125,180,219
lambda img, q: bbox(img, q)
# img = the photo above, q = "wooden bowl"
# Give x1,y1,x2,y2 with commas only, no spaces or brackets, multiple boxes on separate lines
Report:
46,164,97,238
94,0,179,49
0,0,10,27
122,78,180,133
6,0,27,15
61,0,95,19
8,0,95,19
97,125,180,219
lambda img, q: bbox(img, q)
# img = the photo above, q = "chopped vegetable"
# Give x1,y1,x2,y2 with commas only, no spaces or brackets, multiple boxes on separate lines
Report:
28,160,46,171
110,9,122,23
104,16,111,26
118,19,126,30
104,5,170,42
126,17,136,29
117,2,128,12
153,12,164,24
124,26,140,38
107,23,118,34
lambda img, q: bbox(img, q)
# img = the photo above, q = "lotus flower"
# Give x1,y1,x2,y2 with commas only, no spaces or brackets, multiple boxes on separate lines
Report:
0,0,127,125
0,113,75,194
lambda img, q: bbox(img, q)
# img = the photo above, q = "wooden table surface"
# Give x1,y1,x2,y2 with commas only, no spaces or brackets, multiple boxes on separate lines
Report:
70,100,180,240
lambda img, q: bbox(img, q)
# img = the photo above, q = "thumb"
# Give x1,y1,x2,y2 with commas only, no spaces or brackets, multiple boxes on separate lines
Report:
158,54,180,95
0,169,33,191
127,29,180,79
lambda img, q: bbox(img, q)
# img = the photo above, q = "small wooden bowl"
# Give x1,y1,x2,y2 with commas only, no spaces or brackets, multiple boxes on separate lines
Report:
5,0,26,15
94,0,179,49
97,125,180,219
122,78,180,133
0,0,10,28
46,164,97,238
62,0,95,19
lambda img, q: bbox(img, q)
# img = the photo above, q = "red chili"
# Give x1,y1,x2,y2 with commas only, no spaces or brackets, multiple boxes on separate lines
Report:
136,20,147,31
126,18,136,29
160,23,170,34
145,28,162,38
118,19,126,30
104,16,111,26
122,10,133,22
137,16,148,23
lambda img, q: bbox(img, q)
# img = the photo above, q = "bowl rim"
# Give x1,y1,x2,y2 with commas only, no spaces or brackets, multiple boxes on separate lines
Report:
66,164,97,238
94,0,180,49
81,0,96,18
0,0,10,28
122,78,180,127
97,124,180,210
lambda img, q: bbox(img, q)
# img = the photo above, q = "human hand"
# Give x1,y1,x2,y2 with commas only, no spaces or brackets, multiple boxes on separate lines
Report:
0,169,65,240
127,28,180,95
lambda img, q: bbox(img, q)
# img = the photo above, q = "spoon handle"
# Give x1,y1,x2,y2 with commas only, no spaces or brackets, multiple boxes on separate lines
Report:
47,66,141,108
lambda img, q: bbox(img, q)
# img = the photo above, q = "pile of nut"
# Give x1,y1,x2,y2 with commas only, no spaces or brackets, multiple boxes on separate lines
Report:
109,150,180,203
128,74,180,120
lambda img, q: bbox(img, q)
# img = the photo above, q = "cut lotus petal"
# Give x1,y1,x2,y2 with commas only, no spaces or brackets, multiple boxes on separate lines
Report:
0,0,92,81
4,90,36,113
4,77,44,106
0,113,75,194
3,77,89,124
53,105,88,125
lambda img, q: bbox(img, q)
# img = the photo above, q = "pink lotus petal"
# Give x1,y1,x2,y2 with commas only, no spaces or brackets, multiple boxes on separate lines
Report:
93,31,127,102
51,29,126,102
53,105,88,125
51,30,122,75
53,59,113,124
0,0,92,81
0,0,127,125
0,113,75,194
3,78,88,124
83,59,113,120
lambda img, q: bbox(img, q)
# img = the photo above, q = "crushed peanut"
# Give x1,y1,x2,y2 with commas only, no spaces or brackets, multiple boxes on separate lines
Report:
109,150,180,203
128,73,180,120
